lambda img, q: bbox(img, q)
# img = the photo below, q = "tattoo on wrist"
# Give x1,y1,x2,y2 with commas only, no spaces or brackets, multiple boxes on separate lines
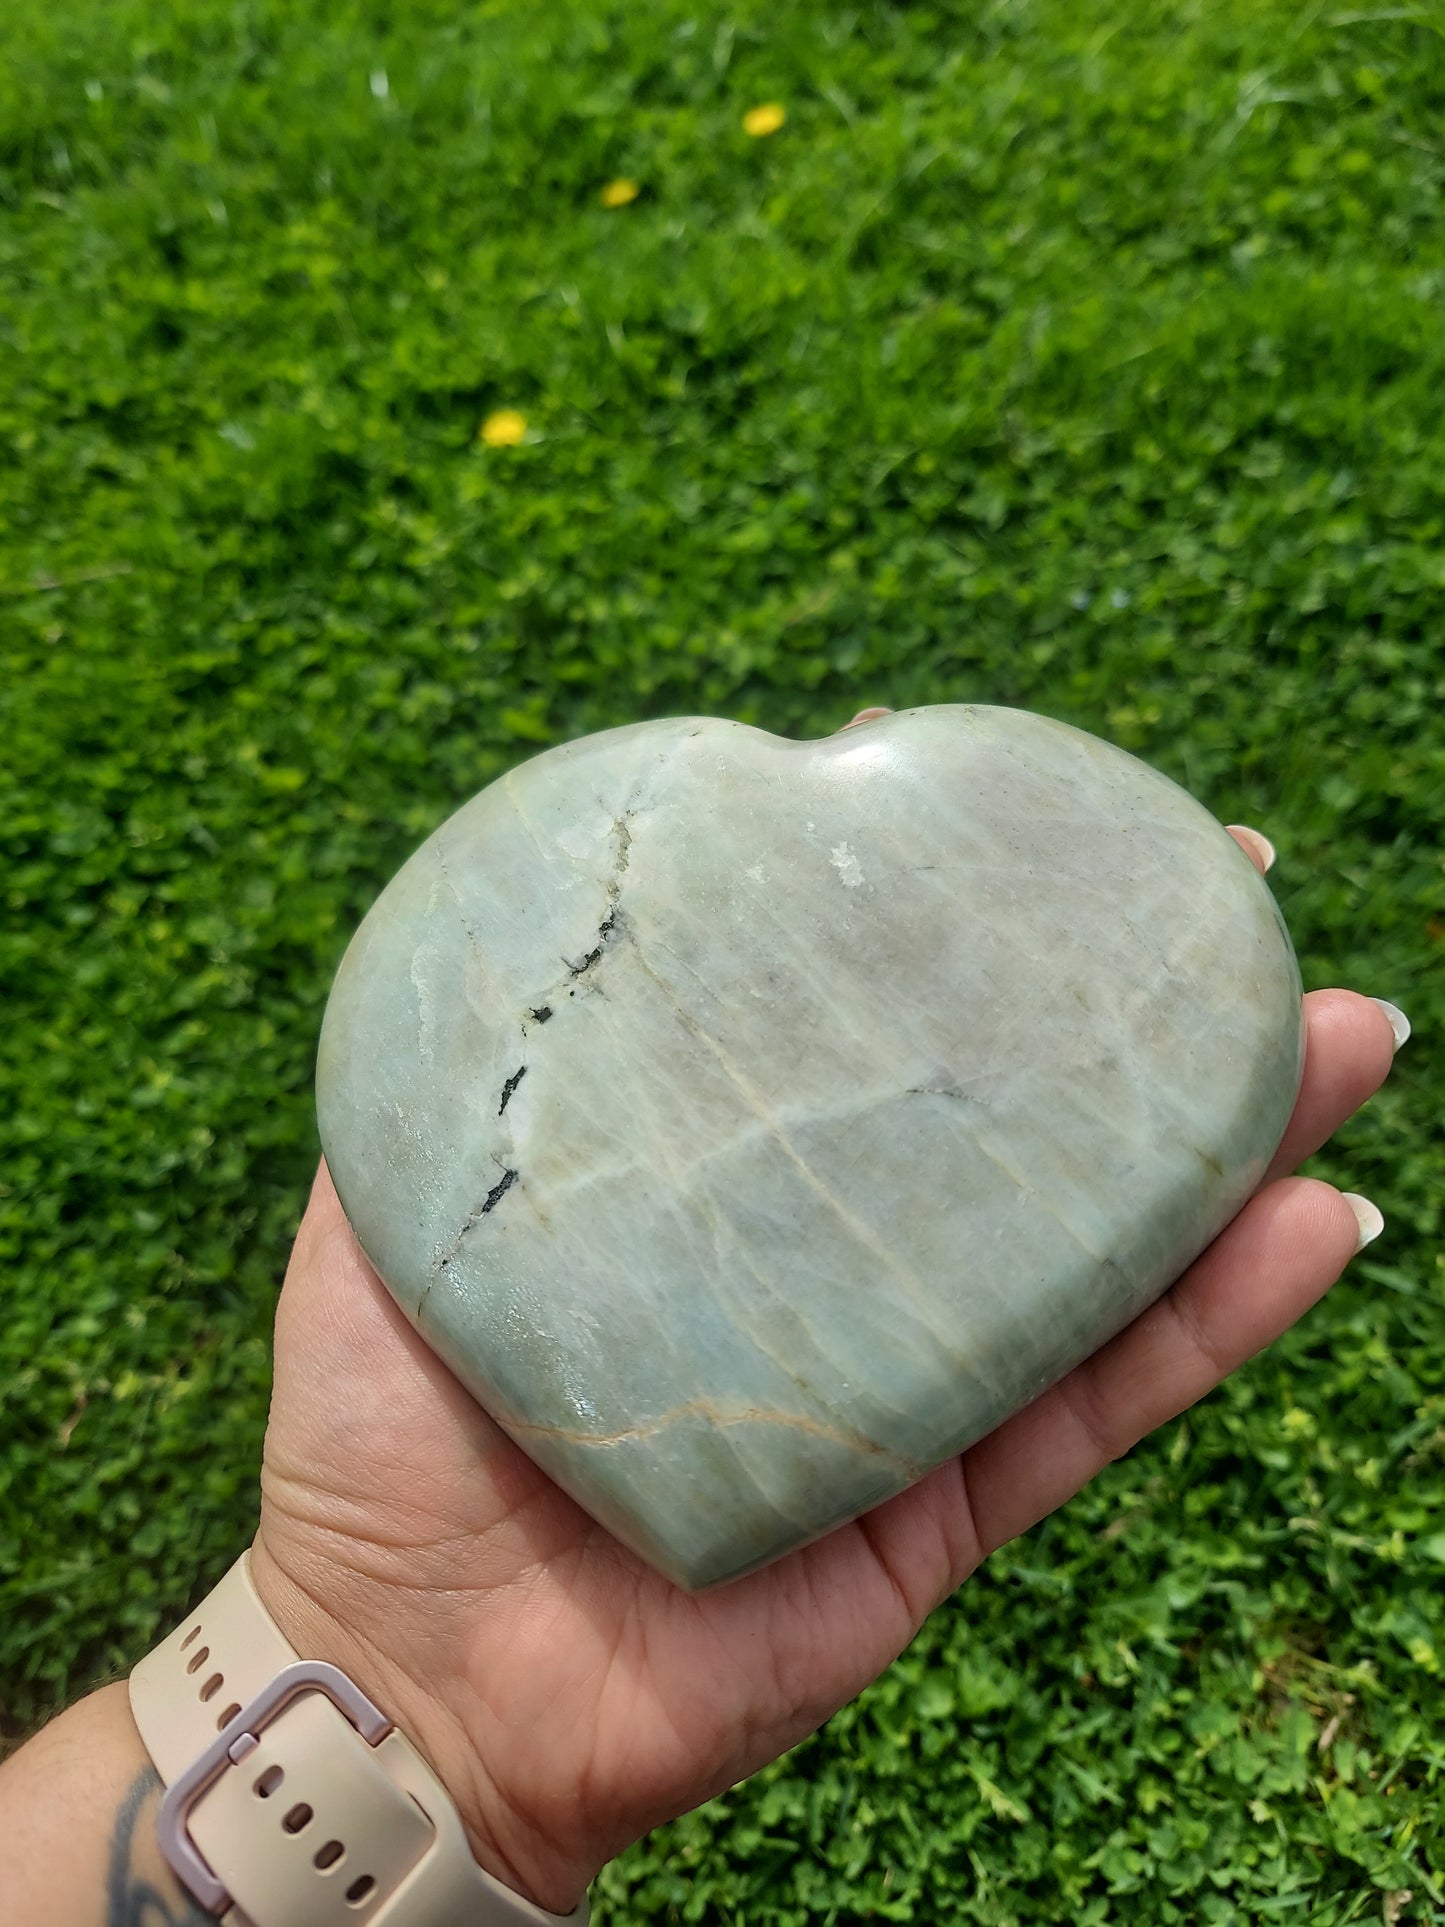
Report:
107,1767,210,1927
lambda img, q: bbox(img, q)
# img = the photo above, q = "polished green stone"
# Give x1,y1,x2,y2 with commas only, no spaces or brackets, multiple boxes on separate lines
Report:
316,706,1303,1588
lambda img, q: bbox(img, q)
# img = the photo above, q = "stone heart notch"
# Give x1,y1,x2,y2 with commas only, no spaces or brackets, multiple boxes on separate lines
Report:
317,706,1303,1589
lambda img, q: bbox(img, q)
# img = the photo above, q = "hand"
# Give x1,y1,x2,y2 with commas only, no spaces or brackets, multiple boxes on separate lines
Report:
251,710,1401,1915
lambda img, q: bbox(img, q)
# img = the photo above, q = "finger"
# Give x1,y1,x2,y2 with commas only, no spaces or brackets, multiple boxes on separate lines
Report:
836,705,892,732
1267,988,1400,1180
962,1176,1373,1558
1225,824,1275,875
288,1155,351,1274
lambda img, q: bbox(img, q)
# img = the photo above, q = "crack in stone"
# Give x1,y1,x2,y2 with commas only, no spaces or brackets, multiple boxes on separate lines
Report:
565,807,635,977
499,1395,922,1475
565,907,618,980
607,804,634,879
478,1165,519,1214
424,790,646,1314
423,1166,520,1309
527,797,642,1009
498,1065,527,1115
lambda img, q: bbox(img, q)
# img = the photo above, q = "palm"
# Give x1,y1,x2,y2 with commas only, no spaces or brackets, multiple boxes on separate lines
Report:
257,974,1395,1911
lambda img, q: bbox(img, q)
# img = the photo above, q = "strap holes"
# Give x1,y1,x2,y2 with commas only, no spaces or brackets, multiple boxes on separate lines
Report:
185,1646,210,1675
345,1875,376,1906
180,1625,202,1650
283,1803,314,1834
314,1840,345,1871
199,1673,224,1702
216,1703,242,1731
254,1766,285,1799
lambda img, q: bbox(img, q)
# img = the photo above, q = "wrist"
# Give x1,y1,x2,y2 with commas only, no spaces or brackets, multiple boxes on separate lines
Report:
0,1682,209,1927
247,1531,593,1917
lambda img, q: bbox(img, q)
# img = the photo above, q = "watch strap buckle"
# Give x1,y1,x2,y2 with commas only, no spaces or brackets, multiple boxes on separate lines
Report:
158,1661,394,1914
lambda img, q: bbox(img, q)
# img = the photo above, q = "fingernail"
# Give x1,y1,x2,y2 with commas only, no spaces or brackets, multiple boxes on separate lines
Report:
1228,825,1276,872
1342,1193,1384,1252
837,706,893,732
1371,999,1411,1052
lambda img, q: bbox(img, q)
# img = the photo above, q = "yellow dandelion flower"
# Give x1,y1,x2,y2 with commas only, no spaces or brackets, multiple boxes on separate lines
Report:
743,102,786,138
600,178,640,208
480,409,528,448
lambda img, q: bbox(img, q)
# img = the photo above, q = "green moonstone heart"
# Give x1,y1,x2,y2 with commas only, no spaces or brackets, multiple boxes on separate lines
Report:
317,706,1303,1588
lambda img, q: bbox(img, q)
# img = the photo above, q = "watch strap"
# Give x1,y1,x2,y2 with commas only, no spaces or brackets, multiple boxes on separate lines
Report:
129,1553,588,1927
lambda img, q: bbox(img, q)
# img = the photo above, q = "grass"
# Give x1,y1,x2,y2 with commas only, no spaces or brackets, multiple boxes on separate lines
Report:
2,0,1444,1916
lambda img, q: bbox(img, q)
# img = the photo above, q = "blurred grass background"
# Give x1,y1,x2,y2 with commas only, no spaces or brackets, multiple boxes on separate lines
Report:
2,0,1443,1917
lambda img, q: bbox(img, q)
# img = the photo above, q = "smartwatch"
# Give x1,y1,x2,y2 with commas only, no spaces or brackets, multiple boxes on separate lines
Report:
129,1552,589,1926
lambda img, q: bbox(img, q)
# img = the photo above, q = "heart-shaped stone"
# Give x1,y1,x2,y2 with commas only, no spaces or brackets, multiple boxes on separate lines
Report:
317,706,1302,1589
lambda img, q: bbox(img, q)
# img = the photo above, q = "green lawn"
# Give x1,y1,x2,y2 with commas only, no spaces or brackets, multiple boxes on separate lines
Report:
3,0,1444,1917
